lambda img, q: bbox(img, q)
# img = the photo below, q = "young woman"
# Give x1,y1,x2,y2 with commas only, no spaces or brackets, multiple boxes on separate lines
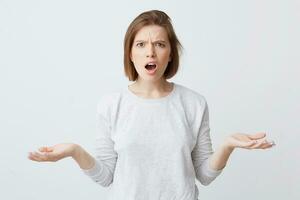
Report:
28,10,275,200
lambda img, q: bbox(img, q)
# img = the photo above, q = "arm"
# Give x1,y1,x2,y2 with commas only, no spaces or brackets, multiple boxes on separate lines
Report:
191,98,275,185
74,99,118,186
29,143,96,170
28,98,118,187
28,143,115,187
72,144,95,170
208,143,233,171
191,100,223,186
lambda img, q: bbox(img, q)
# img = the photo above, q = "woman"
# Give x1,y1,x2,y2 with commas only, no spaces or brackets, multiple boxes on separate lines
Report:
28,10,275,200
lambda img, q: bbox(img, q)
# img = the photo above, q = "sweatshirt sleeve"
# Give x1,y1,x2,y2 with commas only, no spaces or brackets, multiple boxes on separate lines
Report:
82,96,118,187
191,99,223,186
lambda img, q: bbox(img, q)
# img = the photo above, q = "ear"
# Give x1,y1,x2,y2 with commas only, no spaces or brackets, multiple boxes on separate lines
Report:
168,55,172,62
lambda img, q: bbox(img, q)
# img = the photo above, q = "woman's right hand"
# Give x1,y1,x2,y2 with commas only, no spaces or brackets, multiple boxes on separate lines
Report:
28,143,78,162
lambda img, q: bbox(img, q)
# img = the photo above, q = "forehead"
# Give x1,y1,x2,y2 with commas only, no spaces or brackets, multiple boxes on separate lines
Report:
134,25,169,40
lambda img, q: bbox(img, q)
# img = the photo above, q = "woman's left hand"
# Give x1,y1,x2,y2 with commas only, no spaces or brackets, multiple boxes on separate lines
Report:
224,132,275,150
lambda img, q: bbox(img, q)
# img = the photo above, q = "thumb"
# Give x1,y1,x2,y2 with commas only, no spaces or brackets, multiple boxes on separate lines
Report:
248,132,266,140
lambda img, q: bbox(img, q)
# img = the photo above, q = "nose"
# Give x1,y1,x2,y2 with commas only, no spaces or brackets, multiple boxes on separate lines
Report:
146,44,156,58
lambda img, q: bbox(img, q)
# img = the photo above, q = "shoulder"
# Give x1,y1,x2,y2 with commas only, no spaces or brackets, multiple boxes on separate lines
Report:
175,83,208,108
174,83,209,130
96,91,122,115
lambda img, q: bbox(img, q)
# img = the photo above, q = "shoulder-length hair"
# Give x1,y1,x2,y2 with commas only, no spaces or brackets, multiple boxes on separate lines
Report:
124,10,183,81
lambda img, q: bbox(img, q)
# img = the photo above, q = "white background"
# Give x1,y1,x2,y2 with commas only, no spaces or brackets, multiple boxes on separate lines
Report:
0,0,299,199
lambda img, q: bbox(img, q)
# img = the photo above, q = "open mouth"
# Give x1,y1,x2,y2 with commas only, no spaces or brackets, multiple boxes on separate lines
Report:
145,63,157,71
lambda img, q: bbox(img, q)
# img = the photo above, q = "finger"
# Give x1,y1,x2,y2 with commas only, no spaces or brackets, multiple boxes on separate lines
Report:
262,140,276,148
260,143,274,149
28,152,36,161
38,146,53,152
250,139,274,149
47,146,54,152
31,151,46,161
236,140,256,148
28,152,44,162
244,140,259,148
250,139,266,148
268,140,276,146
32,151,53,162
38,147,47,152
247,132,266,140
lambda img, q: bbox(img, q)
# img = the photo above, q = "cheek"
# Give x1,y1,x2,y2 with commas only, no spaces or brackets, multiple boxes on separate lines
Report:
161,50,171,62
131,50,144,62
131,53,144,69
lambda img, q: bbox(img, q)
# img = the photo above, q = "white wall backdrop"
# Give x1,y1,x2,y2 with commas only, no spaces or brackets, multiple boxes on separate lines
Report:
0,0,299,199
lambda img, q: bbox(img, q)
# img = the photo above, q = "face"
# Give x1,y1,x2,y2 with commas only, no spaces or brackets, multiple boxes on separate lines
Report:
130,25,171,82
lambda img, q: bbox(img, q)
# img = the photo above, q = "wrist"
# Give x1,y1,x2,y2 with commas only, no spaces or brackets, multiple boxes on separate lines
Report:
71,144,81,159
221,139,235,152
70,144,95,170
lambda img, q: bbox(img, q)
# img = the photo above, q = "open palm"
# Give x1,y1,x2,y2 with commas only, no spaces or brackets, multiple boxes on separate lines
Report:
225,132,275,150
28,143,76,162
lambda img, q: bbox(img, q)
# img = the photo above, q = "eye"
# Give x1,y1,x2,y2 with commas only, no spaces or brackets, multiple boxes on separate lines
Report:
136,42,145,47
156,42,166,48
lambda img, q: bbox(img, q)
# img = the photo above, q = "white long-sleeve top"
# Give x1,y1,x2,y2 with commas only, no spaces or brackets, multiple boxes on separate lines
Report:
82,82,223,200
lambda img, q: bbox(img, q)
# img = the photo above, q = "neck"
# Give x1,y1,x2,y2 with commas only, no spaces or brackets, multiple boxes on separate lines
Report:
135,78,169,92
129,78,173,98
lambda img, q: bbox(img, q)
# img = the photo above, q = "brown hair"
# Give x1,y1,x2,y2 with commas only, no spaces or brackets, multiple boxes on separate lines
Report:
124,10,183,81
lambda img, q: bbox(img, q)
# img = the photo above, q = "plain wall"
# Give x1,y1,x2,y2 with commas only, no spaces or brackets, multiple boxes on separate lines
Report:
0,0,299,199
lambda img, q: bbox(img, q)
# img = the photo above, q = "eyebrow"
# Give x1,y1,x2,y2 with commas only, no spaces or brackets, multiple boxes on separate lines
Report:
134,40,167,43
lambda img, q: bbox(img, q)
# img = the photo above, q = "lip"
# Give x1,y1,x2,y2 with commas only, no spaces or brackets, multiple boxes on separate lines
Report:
145,61,158,66
145,67,157,75
144,61,158,75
